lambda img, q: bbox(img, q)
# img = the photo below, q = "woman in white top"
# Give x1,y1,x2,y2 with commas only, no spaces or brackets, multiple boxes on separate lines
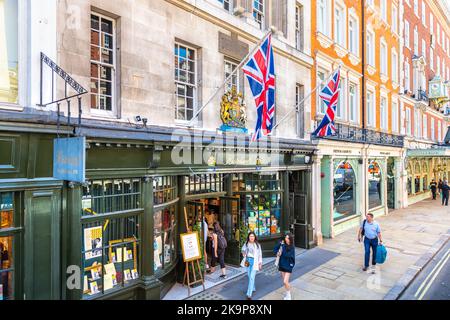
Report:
241,232,263,300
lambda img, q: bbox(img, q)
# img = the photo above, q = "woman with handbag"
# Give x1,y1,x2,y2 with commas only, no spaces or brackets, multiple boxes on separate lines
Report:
241,232,262,300
273,234,295,300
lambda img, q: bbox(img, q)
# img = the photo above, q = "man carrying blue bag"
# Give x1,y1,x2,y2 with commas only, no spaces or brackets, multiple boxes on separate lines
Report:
357,213,384,274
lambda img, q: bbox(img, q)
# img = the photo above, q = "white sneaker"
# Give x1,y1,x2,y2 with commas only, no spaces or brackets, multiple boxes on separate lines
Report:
283,292,292,300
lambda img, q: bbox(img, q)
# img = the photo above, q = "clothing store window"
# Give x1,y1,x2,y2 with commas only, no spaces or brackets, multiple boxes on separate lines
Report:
368,161,382,209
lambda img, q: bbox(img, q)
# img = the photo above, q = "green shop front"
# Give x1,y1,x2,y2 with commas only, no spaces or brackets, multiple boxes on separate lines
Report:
0,124,315,300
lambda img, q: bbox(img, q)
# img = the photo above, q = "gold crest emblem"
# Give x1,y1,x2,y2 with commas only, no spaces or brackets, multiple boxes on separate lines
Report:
220,87,247,129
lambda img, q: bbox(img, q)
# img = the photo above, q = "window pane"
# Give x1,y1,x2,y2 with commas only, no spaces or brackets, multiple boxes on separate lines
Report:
91,15,100,30
334,161,357,222
0,192,14,229
154,206,176,273
0,0,19,104
368,161,382,209
101,18,113,34
0,236,14,300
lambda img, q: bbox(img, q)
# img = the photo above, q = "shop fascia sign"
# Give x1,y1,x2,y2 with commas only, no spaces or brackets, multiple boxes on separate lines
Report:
53,136,86,183
407,148,450,157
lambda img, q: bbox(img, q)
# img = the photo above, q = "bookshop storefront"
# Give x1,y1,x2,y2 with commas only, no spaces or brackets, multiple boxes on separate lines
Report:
76,138,315,300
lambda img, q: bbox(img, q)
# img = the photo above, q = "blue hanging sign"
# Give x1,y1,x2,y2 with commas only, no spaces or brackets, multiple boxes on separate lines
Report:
53,136,86,183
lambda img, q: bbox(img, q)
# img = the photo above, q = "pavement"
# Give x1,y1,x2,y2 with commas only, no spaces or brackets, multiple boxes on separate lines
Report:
185,198,450,300
399,239,450,300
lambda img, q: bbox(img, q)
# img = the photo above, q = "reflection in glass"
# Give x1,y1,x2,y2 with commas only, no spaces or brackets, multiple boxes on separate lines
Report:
368,160,382,209
333,161,357,222
0,0,19,104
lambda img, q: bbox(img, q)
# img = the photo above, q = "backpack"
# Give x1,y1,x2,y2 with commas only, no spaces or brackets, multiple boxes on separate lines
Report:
216,231,227,250
376,244,387,264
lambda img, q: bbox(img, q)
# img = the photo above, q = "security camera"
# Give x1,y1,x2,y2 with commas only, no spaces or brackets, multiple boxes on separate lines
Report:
135,115,142,122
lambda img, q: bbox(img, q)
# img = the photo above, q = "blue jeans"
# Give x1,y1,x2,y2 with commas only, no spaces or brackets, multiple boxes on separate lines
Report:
364,237,378,267
246,257,257,297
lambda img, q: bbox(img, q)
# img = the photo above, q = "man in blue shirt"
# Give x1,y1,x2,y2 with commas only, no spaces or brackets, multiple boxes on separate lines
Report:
357,213,383,273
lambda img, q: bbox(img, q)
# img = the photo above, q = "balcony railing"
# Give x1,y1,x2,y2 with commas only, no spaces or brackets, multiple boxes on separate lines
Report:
314,123,404,147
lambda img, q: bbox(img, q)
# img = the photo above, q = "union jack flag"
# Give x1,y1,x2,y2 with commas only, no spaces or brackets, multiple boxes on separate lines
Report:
242,34,276,142
312,68,341,137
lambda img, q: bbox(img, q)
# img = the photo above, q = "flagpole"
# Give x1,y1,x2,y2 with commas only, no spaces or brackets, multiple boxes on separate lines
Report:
271,66,341,132
187,28,275,127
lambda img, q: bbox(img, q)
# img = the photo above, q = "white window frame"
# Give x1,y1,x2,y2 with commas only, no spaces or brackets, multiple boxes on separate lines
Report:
391,100,399,133
334,2,346,47
415,109,421,138
349,82,358,123
380,39,388,75
414,0,419,17
431,117,435,141
90,12,117,116
367,30,375,66
438,120,442,141
174,42,198,122
406,108,412,136
224,58,239,93
336,75,346,119
430,13,434,34
430,47,434,70
421,1,426,26
317,0,330,36
392,5,398,34
380,0,387,22
423,114,428,139
422,39,426,59
414,26,419,56
367,89,376,128
317,70,327,114
405,60,411,92
392,49,398,84
252,0,264,30
405,21,410,49
380,94,388,130
295,4,304,51
348,14,359,56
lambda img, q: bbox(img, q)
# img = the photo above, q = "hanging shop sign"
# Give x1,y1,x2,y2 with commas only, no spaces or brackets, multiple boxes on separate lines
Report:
180,232,202,262
53,136,86,183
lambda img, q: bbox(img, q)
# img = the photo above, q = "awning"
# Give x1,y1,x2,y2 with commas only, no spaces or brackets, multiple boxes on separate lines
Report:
407,148,450,157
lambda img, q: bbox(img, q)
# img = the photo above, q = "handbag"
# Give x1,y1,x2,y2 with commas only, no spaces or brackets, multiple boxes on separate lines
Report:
274,245,283,267
241,246,250,268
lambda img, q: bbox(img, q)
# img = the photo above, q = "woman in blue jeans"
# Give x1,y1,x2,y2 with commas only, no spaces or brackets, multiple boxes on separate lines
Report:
241,232,262,300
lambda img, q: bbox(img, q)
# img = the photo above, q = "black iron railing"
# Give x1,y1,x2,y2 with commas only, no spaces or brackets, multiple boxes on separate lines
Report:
314,123,404,147
38,52,88,130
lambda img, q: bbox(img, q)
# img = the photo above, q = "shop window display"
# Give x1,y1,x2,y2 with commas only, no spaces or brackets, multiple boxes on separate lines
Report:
0,192,17,300
415,176,421,193
333,161,357,222
153,206,177,273
368,160,382,209
233,173,281,238
153,176,177,205
422,176,428,191
185,174,223,195
81,179,142,297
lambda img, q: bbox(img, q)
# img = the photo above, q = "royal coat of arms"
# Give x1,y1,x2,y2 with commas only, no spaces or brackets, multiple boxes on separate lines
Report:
219,87,248,133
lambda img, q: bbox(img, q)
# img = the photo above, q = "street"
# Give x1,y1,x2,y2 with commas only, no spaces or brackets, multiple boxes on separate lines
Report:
400,239,450,300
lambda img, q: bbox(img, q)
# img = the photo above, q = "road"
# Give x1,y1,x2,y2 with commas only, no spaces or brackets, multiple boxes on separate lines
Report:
399,239,450,300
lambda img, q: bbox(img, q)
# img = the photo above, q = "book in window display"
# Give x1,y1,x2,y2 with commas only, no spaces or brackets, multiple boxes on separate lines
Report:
83,226,103,260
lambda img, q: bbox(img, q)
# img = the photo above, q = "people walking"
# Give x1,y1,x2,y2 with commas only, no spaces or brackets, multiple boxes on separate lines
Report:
430,179,438,200
442,180,449,206
212,221,227,279
241,232,262,300
205,228,214,274
358,213,383,274
438,179,443,201
273,234,296,300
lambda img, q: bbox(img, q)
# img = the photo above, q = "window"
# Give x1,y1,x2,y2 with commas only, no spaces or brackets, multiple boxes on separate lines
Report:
392,101,398,132
333,161,357,222
380,0,387,22
252,0,264,30
317,71,327,114
317,0,328,35
414,27,419,56
153,206,176,273
334,4,345,47
430,47,434,70
81,179,142,298
368,160,382,209
153,176,177,206
437,24,441,44
175,43,197,121
415,109,421,137
0,0,18,104
349,16,358,56
406,108,412,136
367,90,375,127
414,0,418,16
296,83,305,138
217,0,231,11
380,96,388,130
405,21,410,48
0,192,21,300
234,173,282,238
405,60,411,92
224,59,239,93
349,83,358,123
295,4,304,51
437,56,440,76
431,118,435,140
90,13,115,113
392,50,398,83
422,2,426,25
438,121,442,141
381,40,388,75
367,31,375,66
185,174,223,195
423,114,428,139
336,77,345,119
430,14,434,34
422,39,426,59
392,5,398,34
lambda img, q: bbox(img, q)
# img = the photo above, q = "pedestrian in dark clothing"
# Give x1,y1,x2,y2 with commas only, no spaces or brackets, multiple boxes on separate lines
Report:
273,234,295,300
442,180,450,206
438,179,443,200
430,179,438,200
212,222,227,279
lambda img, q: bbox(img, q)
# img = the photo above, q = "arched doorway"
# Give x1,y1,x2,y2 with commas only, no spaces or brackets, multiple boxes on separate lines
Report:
333,161,357,222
